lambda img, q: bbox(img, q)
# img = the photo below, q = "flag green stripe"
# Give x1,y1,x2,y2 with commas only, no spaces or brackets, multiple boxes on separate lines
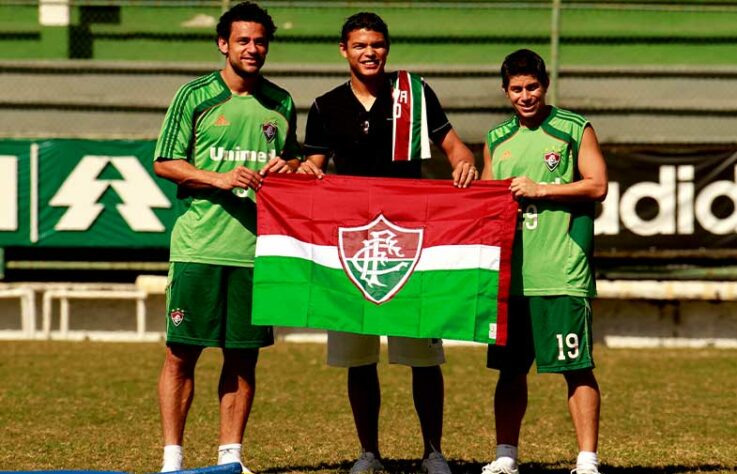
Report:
253,255,500,343
410,74,424,161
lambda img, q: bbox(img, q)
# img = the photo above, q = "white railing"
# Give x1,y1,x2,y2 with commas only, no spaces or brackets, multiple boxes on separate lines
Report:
2,278,737,343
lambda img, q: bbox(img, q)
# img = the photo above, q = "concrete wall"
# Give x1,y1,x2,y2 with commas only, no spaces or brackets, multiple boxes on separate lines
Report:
2,282,737,347
3,62,737,144
593,298,737,348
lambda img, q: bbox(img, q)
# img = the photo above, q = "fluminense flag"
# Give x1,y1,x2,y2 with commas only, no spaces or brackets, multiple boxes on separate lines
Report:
252,174,518,345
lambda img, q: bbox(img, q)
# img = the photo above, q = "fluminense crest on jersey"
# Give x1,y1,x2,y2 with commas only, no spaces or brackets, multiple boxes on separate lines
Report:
338,214,423,305
262,122,278,143
169,308,185,327
544,150,561,172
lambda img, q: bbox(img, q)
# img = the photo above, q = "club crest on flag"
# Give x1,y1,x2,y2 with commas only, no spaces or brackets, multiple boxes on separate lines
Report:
543,151,561,171
338,214,424,305
262,122,277,143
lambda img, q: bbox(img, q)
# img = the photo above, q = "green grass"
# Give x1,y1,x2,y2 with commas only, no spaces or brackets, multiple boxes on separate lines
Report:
2,4,737,65
1,341,736,473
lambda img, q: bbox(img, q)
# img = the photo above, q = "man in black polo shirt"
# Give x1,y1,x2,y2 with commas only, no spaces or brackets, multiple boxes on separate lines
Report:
298,12,476,474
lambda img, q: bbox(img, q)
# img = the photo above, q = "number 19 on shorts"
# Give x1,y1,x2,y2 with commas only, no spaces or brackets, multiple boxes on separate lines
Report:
556,333,580,361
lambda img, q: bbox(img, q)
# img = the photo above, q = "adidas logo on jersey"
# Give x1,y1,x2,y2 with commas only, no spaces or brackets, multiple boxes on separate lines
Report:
210,146,275,163
214,114,230,126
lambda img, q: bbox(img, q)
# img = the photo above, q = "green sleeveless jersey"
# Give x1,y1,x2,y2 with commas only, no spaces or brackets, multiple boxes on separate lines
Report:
155,71,299,267
487,106,596,297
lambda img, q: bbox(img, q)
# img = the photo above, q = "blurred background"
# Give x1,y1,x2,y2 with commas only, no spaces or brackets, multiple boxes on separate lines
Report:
1,0,737,345
2,6,737,472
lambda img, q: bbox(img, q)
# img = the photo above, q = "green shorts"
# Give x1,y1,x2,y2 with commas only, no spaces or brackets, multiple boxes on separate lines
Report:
165,262,273,349
487,295,595,374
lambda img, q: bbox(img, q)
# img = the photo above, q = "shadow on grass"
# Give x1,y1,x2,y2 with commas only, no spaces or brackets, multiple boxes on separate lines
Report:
518,463,737,474
261,459,737,473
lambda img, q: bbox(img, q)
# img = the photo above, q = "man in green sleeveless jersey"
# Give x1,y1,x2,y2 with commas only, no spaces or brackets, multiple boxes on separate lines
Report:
153,3,299,472
480,50,608,474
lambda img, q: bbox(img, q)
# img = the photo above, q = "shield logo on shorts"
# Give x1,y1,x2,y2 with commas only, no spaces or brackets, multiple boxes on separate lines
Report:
169,308,185,327
262,122,277,143
338,214,423,305
544,151,561,172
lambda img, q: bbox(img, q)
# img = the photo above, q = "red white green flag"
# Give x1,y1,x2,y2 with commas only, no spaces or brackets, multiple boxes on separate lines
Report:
252,174,518,345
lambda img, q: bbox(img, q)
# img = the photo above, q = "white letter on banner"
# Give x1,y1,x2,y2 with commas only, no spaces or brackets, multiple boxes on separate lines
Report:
695,164,737,235
109,157,171,232
50,155,170,232
0,156,18,231
619,165,676,236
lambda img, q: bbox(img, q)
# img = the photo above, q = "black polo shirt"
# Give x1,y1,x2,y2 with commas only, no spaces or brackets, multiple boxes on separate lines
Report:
304,74,453,179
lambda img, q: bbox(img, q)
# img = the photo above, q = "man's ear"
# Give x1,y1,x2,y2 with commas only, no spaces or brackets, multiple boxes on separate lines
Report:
339,42,348,59
217,36,228,56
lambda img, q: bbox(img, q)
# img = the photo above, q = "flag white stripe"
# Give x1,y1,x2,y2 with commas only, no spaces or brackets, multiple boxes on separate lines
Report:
420,81,431,159
256,235,500,271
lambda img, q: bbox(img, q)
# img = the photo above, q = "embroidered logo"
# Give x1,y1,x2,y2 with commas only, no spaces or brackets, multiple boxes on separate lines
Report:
214,114,230,127
262,122,277,143
338,214,423,305
169,308,185,327
543,151,561,172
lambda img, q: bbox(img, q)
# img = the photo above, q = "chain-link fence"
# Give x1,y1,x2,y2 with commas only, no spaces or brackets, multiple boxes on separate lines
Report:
2,1,737,276
2,0,737,143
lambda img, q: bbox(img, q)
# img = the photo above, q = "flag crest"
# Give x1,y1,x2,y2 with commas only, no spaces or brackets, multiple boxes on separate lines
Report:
339,214,424,305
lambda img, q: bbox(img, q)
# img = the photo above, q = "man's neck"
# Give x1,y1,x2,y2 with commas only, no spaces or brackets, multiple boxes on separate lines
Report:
220,67,259,95
349,73,384,110
519,105,552,128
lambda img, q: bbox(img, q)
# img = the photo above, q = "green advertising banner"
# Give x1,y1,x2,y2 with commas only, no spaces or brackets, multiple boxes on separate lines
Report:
0,139,177,248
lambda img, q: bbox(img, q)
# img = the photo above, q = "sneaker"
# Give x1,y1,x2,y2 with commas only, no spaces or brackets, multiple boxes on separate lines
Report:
422,451,452,474
350,451,384,474
240,464,255,474
571,467,601,474
481,459,519,474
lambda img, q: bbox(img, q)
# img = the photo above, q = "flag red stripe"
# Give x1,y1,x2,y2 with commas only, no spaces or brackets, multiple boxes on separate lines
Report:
393,71,411,161
258,174,517,249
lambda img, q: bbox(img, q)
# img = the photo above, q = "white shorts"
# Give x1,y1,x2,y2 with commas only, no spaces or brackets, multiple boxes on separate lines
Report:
327,331,445,368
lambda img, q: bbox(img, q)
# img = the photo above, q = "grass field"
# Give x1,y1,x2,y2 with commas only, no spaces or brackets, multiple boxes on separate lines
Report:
2,4,737,65
1,341,736,473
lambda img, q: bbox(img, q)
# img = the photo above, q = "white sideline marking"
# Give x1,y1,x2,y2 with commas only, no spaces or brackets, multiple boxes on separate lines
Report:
604,336,737,349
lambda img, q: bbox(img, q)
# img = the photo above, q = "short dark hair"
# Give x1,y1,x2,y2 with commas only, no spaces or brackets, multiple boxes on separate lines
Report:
216,1,276,43
340,12,390,46
501,49,550,91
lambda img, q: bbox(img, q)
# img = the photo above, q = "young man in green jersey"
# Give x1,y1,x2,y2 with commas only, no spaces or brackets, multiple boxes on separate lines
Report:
480,49,608,474
153,2,299,472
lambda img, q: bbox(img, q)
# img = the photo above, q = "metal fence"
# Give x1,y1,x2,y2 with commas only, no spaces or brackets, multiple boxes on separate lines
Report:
2,1,737,277
2,0,737,144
